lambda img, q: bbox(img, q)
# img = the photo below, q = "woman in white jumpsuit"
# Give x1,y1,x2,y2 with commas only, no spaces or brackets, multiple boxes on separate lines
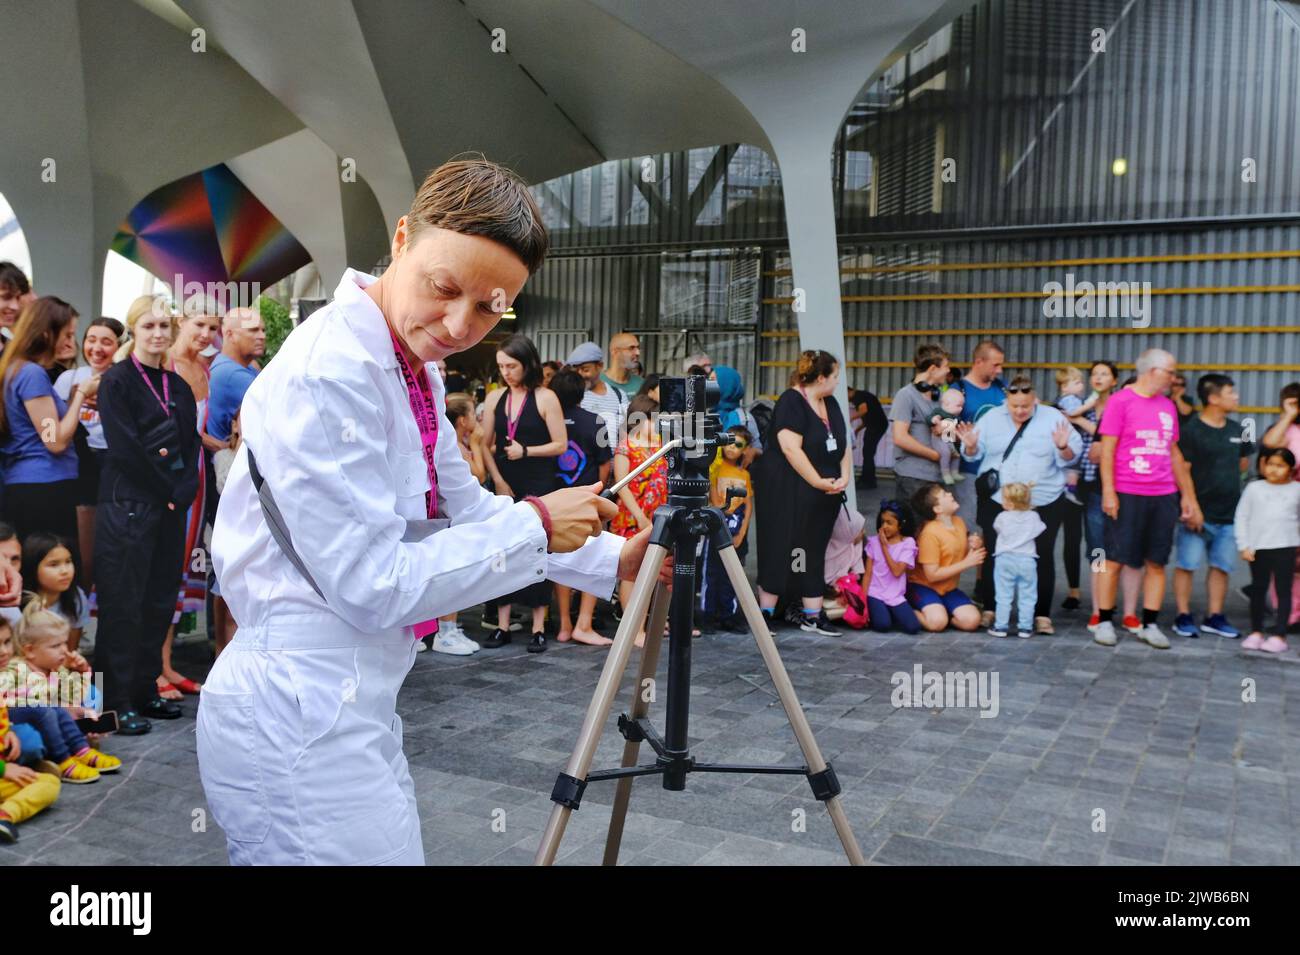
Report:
197,159,649,865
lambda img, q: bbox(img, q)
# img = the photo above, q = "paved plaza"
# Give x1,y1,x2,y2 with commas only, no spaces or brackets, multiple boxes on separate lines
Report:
3,484,1297,866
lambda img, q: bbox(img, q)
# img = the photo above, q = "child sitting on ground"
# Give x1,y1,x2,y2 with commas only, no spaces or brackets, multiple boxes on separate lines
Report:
22,533,92,653
930,387,965,485
988,482,1046,639
0,618,63,841
5,604,120,781
700,425,755,633
861,500,921,634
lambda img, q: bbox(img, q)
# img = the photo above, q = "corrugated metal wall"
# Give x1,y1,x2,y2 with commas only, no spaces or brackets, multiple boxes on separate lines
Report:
761,225,1300,413
516,0,1300,421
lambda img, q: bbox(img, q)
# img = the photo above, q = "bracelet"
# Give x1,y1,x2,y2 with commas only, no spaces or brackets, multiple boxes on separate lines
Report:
522,444,528,458
524,495,553,551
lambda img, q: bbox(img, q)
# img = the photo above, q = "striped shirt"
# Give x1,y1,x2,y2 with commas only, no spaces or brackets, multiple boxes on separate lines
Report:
581,382,627,449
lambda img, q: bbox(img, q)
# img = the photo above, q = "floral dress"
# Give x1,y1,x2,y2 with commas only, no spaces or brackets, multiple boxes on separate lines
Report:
611,434,668,539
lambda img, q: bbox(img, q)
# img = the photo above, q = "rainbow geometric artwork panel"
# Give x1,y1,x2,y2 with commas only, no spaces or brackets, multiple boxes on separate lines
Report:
112,163,311,291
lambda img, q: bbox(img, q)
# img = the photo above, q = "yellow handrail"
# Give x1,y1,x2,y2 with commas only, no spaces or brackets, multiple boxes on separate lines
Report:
763,249,1300,277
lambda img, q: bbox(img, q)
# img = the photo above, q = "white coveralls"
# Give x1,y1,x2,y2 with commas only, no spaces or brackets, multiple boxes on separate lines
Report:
197,269,623,865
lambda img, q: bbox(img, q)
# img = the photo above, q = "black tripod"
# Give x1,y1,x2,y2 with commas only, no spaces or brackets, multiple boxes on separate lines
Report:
534,376,864,865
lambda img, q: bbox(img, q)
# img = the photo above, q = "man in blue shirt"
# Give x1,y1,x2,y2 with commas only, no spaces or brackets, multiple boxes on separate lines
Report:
948,341,1006,621
208,307,265,443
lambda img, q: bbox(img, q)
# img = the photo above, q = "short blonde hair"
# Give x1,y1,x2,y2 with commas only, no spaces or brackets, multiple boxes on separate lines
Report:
1001,482,1033,510
1054,366,1084,387
14,600,69,652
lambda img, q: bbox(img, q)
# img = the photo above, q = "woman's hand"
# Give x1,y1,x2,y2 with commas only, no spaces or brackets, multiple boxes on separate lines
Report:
1088,442,1102,464
618,524,673,587
827,476,848,494
505,439,524,461
964,546,987,568
1241,548,1256,562
1052,420,1073,450
77,375,101,400
534,482,618,552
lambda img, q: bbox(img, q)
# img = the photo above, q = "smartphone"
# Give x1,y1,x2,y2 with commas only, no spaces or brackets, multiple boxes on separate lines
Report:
75,711,119,735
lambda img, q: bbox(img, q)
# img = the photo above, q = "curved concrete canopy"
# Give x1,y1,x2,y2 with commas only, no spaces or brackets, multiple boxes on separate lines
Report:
3,0,963,339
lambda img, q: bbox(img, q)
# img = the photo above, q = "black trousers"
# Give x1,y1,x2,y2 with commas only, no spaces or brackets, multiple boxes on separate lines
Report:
92,499,186,712
977,493,1070,619
1061,495,1083,589
4,479,81,566
1249,547,1296,634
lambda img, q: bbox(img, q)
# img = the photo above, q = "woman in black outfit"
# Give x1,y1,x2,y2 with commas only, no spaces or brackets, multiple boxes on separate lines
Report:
754,350,851,636
480,334,568,652
93,297,199,735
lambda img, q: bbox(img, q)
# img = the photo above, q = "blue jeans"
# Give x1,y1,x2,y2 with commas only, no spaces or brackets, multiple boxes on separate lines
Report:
1082,480,1106,559
867,596,921,634
994,553,1038,631
11,723,45,765
8,706,88,763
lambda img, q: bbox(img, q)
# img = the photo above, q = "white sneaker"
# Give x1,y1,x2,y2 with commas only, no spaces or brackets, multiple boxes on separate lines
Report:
1136,623,1170,650
415,638,429,653
454,627,481,654
436,634,478,657
1092,621,1117,647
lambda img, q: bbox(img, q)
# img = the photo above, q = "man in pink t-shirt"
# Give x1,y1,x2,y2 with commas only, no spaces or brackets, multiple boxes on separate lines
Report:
1092,349,1202,650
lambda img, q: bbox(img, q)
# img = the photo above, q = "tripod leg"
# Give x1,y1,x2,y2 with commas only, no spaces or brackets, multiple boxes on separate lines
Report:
601,580,671,866
534,543,672,865
717,546,867,865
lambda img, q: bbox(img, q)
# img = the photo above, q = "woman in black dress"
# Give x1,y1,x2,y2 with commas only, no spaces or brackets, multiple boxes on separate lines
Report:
481,334,569,652
755,350,851,636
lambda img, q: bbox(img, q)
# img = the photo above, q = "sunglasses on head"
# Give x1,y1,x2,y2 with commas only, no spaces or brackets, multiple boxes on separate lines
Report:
1006,383,1033,394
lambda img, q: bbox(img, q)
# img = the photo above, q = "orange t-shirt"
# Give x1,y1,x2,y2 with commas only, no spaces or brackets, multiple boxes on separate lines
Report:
907,516,969,595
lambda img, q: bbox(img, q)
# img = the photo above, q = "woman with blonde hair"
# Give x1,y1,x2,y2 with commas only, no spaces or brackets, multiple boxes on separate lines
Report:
0,296,89,552
93,295,200,735
151,303,223,699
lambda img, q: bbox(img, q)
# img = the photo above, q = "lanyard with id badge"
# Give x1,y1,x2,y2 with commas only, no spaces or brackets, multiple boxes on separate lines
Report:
798,386,838,454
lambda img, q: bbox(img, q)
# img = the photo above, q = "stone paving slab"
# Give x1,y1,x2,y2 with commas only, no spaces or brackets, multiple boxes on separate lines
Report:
3,481,1295,865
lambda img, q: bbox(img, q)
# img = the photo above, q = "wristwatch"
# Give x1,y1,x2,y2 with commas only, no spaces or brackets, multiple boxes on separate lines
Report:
521,444,529,458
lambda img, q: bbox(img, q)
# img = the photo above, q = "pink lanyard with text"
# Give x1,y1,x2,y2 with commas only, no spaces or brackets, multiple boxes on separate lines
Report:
132,355,170,414
504,390,527,444
388,328,440,639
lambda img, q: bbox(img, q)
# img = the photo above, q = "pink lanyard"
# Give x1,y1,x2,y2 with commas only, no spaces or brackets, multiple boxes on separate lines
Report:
797,386,830,433
504,390,527,444
388,329,441,640
132,355,170,414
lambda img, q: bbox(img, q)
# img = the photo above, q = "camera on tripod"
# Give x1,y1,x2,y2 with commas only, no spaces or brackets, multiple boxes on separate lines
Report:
656,374,730,503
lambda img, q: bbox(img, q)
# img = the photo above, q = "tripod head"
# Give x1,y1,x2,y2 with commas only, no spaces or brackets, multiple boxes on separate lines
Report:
657,375,729,507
